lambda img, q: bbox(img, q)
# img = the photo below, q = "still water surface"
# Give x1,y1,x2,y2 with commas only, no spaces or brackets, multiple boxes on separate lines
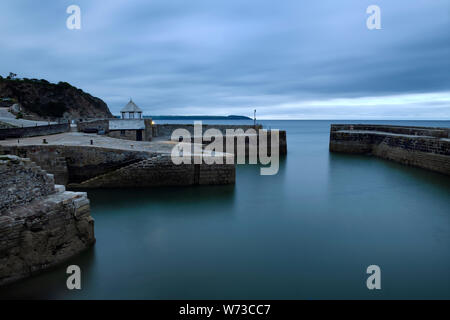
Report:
1,120,449,299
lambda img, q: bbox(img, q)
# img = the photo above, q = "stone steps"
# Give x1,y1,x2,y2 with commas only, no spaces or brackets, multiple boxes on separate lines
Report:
75,156,161,187
68,152,235,188
72,154,190,188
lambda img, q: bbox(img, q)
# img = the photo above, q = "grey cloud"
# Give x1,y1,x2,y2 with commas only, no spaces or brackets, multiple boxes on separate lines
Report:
0,0,449,118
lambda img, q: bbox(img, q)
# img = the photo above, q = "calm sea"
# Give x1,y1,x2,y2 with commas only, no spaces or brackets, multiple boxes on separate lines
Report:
1,120,449,299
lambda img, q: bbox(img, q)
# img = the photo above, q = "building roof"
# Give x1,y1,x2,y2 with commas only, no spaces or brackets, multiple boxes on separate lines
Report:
121,99,143,113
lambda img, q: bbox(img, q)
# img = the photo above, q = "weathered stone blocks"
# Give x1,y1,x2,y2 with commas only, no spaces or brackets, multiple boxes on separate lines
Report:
71,155,236,188
329,124,450,175
0,155,95,286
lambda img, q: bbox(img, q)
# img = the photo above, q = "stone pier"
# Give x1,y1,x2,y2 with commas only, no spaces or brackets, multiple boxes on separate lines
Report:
0,132,236,188
0,155,95,286
0,124,287,188
329,124,450,175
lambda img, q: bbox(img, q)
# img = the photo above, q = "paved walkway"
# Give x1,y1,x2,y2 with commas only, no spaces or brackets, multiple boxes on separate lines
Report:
0,131,175,153
0,131,233,157
0,108,55,127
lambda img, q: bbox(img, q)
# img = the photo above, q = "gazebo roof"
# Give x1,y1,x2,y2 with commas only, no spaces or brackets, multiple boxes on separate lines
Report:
121,99,143,113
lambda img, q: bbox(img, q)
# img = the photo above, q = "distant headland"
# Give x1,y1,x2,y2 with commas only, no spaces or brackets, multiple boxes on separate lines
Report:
141,115,252,120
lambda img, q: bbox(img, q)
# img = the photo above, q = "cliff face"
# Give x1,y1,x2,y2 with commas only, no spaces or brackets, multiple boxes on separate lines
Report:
0,78,112,120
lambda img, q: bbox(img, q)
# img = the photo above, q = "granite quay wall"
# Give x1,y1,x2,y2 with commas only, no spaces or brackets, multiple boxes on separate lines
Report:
330,124,450,138
0,155,55,213
76,119,109,133
0,155,95,286
71,155,235,188
162,124,287,156
329,124,450,175
153,124,263,137
144,119,153,141
0,123,70,140
0,145,151,185
216,129,287,158
0,145,69,185
59,146,151,183
107,129,142,141
0,145,235,188
78,119,153,141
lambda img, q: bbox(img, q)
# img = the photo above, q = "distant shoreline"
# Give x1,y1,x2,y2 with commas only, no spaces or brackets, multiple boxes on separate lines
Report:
114,115,252,120
111,117,450,121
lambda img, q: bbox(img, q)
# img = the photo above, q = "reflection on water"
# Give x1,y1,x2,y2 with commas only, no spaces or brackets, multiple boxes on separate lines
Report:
0,247,98,300
0,120,449,299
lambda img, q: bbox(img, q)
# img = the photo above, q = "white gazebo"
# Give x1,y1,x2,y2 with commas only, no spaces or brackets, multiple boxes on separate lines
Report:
120,99,143,119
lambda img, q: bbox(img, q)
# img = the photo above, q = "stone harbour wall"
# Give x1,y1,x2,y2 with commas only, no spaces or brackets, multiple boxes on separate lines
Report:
76,119,109,133
166,125,287,156
329,124,450,175
0,145,235,188
60,146,151,183
0,156,55,213
330,124,450,138
70,155,235,188
77,119,153,141
0,123,70,140
216,130,287,157
0,155,95,286
4,145,70,185
0,145,151,185
107,129,141,141
153,124,263,137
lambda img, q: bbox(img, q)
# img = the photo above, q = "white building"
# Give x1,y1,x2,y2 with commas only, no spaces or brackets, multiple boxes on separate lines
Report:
120,99,143,119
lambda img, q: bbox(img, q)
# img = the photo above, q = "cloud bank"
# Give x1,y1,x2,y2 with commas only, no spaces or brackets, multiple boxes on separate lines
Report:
0,0,449,119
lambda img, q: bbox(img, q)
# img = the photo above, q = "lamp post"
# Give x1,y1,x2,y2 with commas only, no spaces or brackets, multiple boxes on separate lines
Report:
253,109,256,128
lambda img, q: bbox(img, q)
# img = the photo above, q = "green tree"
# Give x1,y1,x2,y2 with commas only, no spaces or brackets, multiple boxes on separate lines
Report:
6,72,17,80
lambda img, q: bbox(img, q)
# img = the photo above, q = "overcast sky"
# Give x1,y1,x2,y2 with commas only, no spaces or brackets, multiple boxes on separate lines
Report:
0,0,449,119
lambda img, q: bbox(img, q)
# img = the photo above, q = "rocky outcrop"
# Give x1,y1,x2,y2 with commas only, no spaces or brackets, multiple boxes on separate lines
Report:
0,155,95,286
0,78,112,120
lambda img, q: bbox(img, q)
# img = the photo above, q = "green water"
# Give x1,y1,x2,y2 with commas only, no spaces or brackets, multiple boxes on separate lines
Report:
1,120,449,299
